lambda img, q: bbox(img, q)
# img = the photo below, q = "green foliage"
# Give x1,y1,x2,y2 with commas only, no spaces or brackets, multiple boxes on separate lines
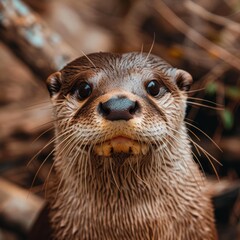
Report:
221,108,234,130
205,82,218,95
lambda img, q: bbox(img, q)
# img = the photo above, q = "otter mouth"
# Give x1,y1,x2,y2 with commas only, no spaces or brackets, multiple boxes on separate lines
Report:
93,136,149,157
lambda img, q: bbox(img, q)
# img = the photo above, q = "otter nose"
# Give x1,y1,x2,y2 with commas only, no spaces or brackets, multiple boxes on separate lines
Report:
99,97,139,121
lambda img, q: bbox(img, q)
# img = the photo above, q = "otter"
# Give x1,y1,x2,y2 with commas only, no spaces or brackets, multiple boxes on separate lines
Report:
46,52,217,239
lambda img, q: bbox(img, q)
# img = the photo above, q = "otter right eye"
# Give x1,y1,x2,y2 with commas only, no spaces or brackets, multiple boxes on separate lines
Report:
76,82,92,100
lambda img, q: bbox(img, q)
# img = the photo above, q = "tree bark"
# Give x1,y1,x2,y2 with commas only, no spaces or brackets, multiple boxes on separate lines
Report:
0,0,77,80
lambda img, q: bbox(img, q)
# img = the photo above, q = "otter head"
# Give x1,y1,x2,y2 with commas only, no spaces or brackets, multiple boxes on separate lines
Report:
46,52,192,164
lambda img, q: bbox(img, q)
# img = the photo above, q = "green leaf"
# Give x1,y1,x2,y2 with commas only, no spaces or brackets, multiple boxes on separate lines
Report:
221,109,234,130
205,82,218,95
226,86,240,100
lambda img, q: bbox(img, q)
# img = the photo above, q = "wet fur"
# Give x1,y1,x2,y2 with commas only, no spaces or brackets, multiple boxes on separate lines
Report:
47,52,217,239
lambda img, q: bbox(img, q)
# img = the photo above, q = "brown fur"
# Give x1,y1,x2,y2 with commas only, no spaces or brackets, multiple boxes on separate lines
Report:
46,52,217,239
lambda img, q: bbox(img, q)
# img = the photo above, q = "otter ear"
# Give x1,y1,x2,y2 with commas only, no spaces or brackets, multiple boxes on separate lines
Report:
174,69,193,92
46,72,62,98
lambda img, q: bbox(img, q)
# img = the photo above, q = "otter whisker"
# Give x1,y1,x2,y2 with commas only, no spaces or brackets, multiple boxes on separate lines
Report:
186,101,223,110
80,135,93,194
80,50,97,68
186,127,202,159
173,95,223,108
169,126,221,180
192,141,221,180
144,33,155,65
32,125,55,144
178,127,206,182
187,87,206,94
185,121,222,152
27,127,74,167
163,129,202,188
156,146,172,188
32,128,76,196
140,43,144,56
190,145,207,181
30,146,56,193
31,116,71,132
41,129,77,196
43,159,55,199
109,157,120,191
54,135,81,200
127,158,150,189
69,134,88,195
187,97,223,107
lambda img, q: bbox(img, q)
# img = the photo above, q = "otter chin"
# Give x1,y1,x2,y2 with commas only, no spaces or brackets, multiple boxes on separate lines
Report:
46,52,217,240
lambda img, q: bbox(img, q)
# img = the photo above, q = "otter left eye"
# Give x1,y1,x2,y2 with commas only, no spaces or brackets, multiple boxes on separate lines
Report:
77,82,92,100
146,80,161,97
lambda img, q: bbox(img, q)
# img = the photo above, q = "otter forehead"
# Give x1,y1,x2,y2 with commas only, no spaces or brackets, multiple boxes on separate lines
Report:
63,52,171,72
60,52,173,93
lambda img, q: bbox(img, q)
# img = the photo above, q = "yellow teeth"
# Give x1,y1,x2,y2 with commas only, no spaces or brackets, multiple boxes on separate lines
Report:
93,137,149,157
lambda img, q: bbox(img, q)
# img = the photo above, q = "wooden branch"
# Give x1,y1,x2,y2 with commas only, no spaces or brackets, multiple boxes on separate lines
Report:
154,0,240,71
220,137,240,161
0,177,45,235
185,1,240,34
0,99,53,163
0,0,77,80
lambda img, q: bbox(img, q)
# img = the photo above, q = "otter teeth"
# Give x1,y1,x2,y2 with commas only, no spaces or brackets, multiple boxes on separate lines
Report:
94,142,112,157
130,142,141,155
141,144,149,155
93,138,149,157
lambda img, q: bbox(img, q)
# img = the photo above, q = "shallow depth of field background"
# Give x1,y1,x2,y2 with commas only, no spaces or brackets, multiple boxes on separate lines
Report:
0,0,240,239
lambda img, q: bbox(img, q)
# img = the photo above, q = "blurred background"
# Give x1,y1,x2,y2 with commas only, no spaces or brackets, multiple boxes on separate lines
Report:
0,0,240,239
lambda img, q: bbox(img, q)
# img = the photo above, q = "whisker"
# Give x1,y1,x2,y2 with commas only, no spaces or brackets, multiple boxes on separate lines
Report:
187,97,223,107
164,127,206,187
30,146,55,193
54,136,80,200
43,160,55,199
192,141,220,181
128,158,150,188
27,128,73,167
185,121,222,152
109,157,120,191
29,116,71,132
144,33,155,65
186,101,223,110
80,50,96,68
31,126,55,144
191,148,207,181
32,128,75,193
187,87,206,94
140,43,144,56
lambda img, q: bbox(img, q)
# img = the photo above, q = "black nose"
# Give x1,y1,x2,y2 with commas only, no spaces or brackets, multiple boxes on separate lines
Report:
99,97,139,121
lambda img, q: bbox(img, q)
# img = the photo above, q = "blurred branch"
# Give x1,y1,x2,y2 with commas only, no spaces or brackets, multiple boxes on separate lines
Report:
0,100,52,163
185,1,240,34
154,0,240,71
0,177,44,236
0,0,77,80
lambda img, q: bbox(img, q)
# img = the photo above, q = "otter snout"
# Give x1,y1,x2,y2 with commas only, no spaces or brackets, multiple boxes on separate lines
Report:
98,96,139,121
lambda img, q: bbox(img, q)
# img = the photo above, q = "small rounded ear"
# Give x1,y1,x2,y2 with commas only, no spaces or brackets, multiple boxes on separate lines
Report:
46,72,62,97
175,69,193,92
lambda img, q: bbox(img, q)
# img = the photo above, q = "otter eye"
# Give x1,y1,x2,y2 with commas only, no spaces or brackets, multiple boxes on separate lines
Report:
146,80,161,97
77,82,92,100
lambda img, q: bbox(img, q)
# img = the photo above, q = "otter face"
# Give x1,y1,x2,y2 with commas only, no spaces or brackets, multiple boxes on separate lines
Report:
47,52,192,159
